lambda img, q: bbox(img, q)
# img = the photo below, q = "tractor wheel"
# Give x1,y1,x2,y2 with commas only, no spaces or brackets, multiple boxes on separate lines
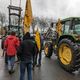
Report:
44,42,53,58
57,39,80,73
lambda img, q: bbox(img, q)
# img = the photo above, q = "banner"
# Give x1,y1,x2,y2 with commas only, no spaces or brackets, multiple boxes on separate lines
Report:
24,0,32,33
35,29,41,52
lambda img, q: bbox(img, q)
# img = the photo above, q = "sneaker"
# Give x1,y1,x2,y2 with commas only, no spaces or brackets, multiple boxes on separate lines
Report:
8,70,15,74
8,70,12,74
15,60,20,63
32,67,35,70
36,64,41,67
11,70,15,73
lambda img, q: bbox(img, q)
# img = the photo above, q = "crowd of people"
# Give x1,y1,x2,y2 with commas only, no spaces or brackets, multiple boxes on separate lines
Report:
1,31,44,80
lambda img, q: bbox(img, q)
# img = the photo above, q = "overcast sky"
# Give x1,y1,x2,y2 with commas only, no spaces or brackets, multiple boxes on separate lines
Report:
0,0,80,19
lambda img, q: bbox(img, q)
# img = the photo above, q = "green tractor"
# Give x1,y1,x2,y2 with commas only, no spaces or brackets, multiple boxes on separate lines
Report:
44,17,80,72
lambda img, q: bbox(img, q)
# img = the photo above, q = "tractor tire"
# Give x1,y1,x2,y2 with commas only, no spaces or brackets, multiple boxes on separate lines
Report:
57,39,80,73
44,42,53,58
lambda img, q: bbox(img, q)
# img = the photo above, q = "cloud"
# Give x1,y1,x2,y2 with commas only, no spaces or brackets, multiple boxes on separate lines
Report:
0,0,80,19
32,0,80,19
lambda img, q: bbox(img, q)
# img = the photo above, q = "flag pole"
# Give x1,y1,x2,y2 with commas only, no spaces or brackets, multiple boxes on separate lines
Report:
19,0,21,7
10,0,12,5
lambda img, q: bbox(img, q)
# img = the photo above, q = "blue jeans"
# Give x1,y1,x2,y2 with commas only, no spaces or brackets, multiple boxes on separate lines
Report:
36,49,42,65
7,56,15,71
38,51,41,65
20,61,32,80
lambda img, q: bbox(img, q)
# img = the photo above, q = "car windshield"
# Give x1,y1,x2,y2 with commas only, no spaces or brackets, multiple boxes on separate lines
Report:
74,20,80,34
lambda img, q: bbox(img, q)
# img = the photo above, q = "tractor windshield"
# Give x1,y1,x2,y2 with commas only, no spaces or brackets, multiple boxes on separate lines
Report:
74,20,80,34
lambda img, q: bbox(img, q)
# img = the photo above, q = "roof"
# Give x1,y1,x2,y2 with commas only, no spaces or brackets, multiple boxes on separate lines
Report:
61,17,80,22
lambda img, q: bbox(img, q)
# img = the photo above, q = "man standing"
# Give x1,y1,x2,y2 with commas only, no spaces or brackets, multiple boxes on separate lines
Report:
17,32,36,80
34,30,43,67
4,31,20,74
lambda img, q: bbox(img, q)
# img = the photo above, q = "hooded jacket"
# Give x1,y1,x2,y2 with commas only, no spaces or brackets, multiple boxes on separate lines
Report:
17,33,38,63
4,35,20,56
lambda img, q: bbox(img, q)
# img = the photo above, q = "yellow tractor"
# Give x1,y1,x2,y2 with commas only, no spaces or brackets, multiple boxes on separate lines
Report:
44,17,80,73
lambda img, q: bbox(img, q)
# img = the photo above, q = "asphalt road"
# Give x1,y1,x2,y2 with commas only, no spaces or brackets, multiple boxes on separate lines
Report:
0,39,80,80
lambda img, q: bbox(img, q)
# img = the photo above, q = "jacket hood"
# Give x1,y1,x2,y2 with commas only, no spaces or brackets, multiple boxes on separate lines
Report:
7,35,16,40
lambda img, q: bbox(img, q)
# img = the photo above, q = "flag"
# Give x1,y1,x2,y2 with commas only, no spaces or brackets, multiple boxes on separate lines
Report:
24,0,32,33
56,18,62,36
35,28,41,52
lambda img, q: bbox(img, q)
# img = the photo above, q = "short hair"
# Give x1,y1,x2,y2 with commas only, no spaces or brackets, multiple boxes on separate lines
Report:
23,32,31,40
25,32,30,37
10,31,16,36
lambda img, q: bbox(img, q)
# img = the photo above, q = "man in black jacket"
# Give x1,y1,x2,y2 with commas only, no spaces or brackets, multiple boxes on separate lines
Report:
17,32,37,80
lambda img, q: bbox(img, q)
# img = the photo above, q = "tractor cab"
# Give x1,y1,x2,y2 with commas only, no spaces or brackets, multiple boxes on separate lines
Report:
56,18,80,35
60,17,80,39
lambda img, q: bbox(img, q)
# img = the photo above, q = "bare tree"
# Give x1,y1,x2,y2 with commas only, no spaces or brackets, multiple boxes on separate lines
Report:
0,12,6,26
0,12,6,35
32,17,38,33
11,15,18,25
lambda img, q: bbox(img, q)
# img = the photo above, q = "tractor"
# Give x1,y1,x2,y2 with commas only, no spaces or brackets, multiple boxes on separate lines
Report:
44,17,80,73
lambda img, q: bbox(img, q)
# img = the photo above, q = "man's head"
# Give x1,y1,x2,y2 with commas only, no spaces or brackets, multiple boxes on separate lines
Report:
23,32,31,40
25,32,30,37
10,31,16,36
